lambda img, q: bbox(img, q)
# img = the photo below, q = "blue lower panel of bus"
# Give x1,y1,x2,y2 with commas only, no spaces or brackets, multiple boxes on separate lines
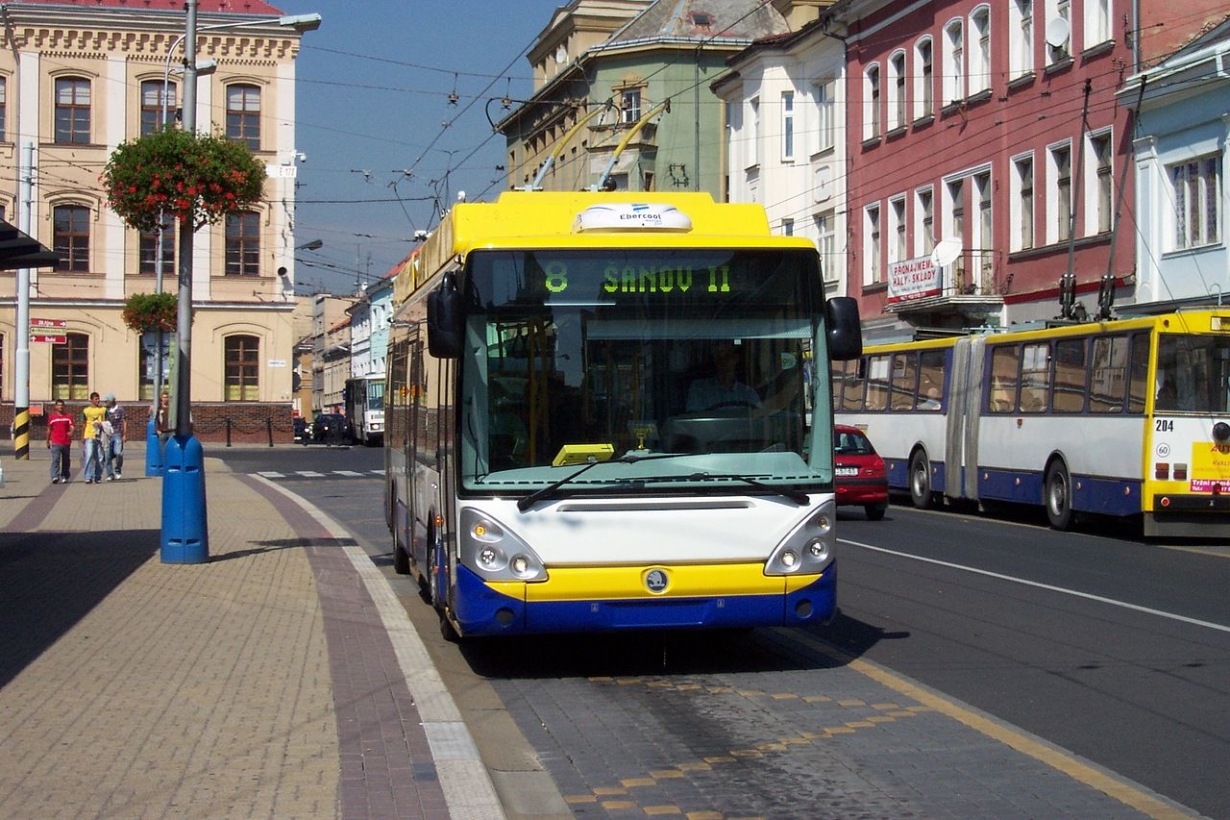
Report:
451,562,837,637
979,468,1141,516
885,458,947,496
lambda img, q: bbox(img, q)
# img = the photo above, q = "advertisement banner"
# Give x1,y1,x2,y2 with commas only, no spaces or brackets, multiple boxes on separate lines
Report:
887,256,941,304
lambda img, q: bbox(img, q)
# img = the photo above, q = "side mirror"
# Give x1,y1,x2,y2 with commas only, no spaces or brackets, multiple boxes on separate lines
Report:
825,296,862,361
426,272,463,358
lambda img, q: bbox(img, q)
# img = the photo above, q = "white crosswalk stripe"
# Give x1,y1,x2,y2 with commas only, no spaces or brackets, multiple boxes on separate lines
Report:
254,469,384,481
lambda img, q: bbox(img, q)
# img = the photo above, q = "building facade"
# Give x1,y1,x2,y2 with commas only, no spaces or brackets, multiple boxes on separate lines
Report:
0,0,315,442
1121,17,1230,308
499,0,788,196
713,5,846,297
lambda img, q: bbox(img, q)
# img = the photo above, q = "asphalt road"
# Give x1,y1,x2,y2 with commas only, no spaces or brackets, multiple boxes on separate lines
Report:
216,445,1226,818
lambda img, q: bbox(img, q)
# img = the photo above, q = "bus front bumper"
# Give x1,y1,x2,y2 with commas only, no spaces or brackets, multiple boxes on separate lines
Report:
449,561,836,637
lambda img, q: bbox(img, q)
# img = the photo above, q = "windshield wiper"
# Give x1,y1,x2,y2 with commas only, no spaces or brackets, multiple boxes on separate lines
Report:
516,452,697,512
685,472,810,505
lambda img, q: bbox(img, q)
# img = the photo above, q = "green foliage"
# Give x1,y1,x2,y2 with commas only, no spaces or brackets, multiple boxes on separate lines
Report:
101,128,266,233
122,292,178,332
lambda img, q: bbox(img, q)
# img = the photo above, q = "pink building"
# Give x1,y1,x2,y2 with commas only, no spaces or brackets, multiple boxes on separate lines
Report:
831,0,1140,336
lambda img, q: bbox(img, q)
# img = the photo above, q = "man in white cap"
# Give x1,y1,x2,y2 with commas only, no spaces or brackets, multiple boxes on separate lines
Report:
104,393,126,480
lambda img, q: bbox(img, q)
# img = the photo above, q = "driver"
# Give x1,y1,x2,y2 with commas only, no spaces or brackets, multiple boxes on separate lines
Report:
686,341,762,411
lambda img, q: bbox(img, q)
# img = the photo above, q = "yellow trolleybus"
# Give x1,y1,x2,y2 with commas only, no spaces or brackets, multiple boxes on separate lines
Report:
834,309,1230,538
383,191,862,638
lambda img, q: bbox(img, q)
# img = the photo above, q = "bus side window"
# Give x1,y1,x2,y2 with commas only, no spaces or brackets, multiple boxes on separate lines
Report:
1052,338,1087,413
988,346,1019,412
917,349,946,411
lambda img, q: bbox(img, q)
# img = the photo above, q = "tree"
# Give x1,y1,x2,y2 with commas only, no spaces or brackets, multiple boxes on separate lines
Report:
101,127,266,233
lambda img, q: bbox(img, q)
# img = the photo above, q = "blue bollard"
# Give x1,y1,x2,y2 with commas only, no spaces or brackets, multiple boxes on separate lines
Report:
145,416,164,476
161,433,209,563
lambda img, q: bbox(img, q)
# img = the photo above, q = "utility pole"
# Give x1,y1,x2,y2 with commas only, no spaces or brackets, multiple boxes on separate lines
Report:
13,142,34,460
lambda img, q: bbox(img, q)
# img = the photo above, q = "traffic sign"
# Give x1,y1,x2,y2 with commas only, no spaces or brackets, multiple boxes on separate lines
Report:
31,334,66,344
31,317,67,329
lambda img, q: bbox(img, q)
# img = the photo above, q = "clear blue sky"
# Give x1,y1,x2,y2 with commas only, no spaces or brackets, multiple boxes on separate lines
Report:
270,1,564,294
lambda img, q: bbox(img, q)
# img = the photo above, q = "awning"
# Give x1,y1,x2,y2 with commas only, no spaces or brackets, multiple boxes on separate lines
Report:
0,219,59,269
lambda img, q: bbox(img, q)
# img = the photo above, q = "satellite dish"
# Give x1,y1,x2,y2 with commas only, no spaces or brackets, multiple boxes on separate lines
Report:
930,238,963,267
1045,17,1070,48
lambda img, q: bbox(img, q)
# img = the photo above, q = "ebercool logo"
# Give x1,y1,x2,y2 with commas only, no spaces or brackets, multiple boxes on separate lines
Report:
644,568,670,594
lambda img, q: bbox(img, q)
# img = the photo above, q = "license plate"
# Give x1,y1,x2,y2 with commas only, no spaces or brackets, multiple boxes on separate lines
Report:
836,467,859,477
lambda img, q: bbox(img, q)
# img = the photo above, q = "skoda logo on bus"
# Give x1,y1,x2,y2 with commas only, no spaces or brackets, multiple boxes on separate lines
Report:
644,568,670,594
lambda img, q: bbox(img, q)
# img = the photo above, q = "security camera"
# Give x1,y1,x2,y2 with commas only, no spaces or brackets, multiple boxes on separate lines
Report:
277,266,288,277
295,152,307,164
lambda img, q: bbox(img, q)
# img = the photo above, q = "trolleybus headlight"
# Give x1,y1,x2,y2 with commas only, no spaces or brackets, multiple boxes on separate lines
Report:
459,508,548,582
806,538,830,563
765,499,837,576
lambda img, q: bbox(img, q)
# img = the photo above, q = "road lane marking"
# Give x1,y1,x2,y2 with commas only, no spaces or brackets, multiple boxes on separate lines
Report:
841,538,1230,634
785,630,1200,819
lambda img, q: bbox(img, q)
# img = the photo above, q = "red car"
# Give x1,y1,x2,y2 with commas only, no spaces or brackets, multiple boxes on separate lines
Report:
834,425,889,520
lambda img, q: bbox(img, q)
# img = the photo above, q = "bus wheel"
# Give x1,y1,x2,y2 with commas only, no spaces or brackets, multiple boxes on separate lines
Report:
392,522,410,575
1045,461,1074,530
909,451,934,509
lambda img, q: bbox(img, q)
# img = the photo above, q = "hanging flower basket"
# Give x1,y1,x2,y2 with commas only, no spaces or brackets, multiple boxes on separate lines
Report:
101,128,266,233
122,292,178,333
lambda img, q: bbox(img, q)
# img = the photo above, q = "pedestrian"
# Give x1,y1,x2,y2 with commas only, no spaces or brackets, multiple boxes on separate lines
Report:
81,391,107,484
46,399,75,484
104,393,126,480
155,390,173,444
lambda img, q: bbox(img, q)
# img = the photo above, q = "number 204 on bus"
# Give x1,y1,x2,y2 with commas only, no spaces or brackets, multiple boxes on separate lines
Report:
383,192,862,639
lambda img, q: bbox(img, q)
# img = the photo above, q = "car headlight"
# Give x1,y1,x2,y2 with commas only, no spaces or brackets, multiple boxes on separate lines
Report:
764,500,835,575
460,508,547,582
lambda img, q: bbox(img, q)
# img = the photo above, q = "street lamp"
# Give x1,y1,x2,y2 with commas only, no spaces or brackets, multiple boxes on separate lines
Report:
160,2,320,564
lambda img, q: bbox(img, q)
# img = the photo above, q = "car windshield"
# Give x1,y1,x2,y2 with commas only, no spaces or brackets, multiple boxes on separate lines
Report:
456,248,837,496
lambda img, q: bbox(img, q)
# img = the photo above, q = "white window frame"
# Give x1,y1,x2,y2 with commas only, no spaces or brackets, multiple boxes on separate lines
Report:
1010,152,1035,251
815,210,838,283
812,77,836,154
1169,153,1222,251
942,19,965,106
914,186,935,258
1085,128,1114,236
914,37,934,120
969,7,992,95
864,203,882,286
1048,140,1073,245
1084,0,1111,49
1009,0,1034,78
887,51,907,131
1046,0,1071,64
864,63,881,141
781,90,795,161
973,169,993,291
748,96,760,169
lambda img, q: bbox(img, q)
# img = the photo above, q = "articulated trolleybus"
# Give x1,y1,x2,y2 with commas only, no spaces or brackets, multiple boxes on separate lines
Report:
384,191,861,639
833,309,1230,538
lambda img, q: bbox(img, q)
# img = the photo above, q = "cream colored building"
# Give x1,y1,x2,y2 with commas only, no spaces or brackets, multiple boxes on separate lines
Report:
0,0,317,442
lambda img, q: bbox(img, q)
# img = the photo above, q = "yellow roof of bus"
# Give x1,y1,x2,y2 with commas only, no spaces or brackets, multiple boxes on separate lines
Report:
396,191,815,304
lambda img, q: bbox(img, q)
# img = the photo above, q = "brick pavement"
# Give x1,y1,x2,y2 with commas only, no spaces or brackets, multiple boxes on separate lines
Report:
0,442,502,820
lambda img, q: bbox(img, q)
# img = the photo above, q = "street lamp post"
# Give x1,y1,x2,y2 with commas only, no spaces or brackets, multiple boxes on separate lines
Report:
160,2,320,563
147,11,320,481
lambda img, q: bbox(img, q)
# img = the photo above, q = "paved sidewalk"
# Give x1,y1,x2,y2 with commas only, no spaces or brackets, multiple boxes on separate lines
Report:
0,442,503,819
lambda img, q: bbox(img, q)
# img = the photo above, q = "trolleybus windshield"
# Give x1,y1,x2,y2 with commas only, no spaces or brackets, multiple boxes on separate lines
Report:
458,248,832,494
